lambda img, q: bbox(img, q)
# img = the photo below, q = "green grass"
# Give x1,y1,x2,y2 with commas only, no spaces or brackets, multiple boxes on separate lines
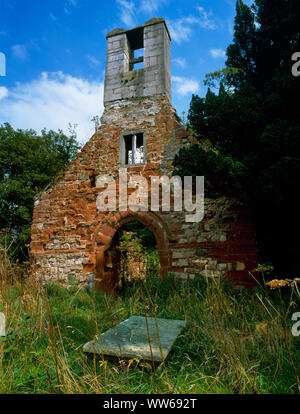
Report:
0,266,299,394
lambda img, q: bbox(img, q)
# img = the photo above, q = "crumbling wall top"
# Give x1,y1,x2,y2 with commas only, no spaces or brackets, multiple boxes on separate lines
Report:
106,17,171,41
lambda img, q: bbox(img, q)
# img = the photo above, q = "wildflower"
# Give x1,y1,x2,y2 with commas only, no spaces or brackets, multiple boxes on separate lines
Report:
265,279,292,289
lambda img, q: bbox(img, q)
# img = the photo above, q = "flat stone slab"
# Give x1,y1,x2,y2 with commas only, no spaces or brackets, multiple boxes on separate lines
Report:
0,312,5,337
83,315,186,362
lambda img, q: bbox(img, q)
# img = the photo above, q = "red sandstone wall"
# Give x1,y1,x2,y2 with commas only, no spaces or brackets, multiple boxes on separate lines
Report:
30,95,258,289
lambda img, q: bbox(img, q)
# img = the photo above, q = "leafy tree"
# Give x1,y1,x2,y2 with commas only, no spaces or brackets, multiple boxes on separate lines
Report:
173,0,300,275
173,144,246,198
0,123,81,259
226,0,257,88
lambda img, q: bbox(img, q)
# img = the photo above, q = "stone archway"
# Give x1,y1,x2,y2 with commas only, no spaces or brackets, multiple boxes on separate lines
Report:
94,211,171,293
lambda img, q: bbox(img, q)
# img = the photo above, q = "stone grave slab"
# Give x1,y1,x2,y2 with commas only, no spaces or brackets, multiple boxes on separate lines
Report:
0,312,5,337
83,315,186,362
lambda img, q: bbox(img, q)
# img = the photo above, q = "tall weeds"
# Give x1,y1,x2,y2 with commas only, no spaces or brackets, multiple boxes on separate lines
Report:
0,242,299,394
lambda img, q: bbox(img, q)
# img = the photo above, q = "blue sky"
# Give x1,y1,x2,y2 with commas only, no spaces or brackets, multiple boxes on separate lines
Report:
0,0,254,143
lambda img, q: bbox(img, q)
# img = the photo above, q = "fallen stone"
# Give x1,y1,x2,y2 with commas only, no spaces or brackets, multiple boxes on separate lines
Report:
83,315,186,362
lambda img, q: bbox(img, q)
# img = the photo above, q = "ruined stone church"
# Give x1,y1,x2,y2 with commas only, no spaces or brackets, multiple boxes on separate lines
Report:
30,18,257,291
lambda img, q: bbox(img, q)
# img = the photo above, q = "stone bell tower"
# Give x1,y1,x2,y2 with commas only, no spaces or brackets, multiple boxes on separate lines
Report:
103,18,171,105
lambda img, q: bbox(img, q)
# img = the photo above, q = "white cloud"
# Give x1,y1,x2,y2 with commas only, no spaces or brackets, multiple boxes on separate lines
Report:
196,6,217,30
210,48,226,58
168,17,198,44
49,12,57,22
64,0,78,14
12,44,27,60
86,55,101,67
115,0,167,26
0,72,104,144
173,57,186,68
116,0,136,28
0,87,8,101
227,18,234,35
139,0,167,14
168,7,217,43
172,76,199,96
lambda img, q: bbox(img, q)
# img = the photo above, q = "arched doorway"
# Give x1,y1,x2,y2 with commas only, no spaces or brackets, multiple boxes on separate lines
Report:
94,211,171,294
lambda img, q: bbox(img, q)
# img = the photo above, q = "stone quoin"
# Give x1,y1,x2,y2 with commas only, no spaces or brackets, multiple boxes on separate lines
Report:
30,17,258,291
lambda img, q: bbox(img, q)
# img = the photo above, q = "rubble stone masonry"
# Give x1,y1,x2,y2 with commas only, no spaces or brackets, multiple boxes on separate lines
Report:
30,94,257,289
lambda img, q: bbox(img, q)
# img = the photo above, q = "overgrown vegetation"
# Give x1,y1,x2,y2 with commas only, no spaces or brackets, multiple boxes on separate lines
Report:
0,0,299,395
0,123,81,261
1,247,299,394
173,0,300,275
115,221,160,287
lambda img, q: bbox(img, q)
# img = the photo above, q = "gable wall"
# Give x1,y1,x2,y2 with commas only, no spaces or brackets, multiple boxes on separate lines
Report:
30,95,257,289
